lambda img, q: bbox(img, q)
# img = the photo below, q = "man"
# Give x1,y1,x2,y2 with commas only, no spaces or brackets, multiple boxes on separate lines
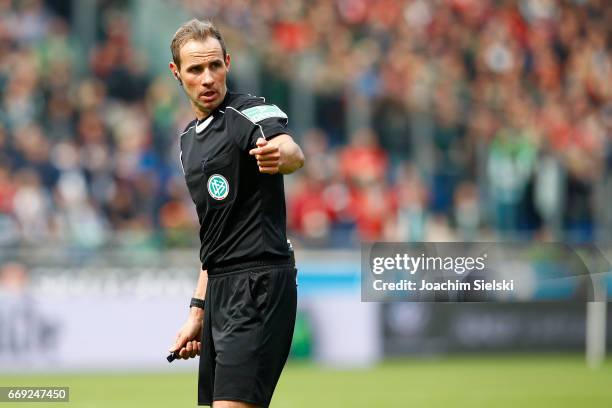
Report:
167,19,304,408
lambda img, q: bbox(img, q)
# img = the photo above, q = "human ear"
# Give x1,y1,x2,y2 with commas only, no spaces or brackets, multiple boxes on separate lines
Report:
169,62,183,86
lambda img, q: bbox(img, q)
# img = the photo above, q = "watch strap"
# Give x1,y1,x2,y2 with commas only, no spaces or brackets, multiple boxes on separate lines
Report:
189,297,205,309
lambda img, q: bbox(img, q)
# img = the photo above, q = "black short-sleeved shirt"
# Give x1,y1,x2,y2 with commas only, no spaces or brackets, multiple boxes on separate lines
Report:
179,91,292,271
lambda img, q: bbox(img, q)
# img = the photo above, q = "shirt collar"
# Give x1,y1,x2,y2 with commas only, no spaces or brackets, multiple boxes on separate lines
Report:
195,115,213,133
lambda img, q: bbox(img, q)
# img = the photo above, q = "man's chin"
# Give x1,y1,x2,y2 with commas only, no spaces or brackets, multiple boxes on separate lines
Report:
194,99,220,113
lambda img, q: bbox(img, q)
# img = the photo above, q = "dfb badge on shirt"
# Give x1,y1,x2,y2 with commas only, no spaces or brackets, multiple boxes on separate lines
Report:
207,174,229,200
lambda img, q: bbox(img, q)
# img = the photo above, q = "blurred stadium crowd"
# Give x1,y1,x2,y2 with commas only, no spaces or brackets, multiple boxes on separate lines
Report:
0,0,610,249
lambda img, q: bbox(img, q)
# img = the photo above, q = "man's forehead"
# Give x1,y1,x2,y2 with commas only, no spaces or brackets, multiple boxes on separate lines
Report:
181,38,224,63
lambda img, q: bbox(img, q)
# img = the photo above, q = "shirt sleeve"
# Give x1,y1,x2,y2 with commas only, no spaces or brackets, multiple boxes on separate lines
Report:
229,97,292,151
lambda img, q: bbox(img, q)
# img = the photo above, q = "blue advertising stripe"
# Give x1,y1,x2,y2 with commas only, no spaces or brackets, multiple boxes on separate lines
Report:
296,262,360,294
295,261,612,300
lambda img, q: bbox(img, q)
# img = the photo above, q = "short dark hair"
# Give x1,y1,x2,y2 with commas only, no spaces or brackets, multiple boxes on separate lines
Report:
170,19,227,69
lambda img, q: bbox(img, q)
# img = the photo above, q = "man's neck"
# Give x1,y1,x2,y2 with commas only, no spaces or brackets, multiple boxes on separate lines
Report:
193,105,212,121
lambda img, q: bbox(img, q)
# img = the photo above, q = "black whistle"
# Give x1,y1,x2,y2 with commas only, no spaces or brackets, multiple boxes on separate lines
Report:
167,351,179,363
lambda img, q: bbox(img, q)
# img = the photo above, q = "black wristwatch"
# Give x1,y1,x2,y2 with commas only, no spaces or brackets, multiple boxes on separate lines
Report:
189,297,205,310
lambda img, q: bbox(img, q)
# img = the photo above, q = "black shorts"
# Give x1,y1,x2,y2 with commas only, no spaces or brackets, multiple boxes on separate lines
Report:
198,257,297,407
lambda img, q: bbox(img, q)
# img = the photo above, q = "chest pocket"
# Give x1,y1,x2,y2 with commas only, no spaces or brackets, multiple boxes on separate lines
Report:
202,153,236,208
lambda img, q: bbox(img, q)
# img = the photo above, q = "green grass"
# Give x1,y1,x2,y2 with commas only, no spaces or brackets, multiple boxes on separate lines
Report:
1,355,611,407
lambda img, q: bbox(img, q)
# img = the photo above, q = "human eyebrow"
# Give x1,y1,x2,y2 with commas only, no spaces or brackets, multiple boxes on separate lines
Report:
185,57,223,73
209,59,224,68
186,64,203,72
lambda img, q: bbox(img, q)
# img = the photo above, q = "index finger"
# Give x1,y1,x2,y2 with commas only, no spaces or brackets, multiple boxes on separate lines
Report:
253,144,279,155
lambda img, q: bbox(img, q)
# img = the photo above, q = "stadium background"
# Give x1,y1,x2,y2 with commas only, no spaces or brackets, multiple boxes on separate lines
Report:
0,0,611,407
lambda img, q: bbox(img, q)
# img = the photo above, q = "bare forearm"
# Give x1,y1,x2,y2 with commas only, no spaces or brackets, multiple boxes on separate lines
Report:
278,139,305,175
193,267,208,299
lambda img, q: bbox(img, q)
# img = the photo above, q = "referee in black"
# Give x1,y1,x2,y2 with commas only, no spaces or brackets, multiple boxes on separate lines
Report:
167,19,304,408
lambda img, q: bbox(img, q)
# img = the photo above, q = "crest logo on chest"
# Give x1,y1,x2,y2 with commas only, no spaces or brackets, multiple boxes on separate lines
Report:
207,174,229,200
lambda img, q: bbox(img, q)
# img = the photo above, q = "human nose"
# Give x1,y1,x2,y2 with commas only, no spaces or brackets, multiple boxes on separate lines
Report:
201,68,214,86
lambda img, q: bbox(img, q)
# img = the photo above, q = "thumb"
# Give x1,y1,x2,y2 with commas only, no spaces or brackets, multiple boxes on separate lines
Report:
256,137,267,147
